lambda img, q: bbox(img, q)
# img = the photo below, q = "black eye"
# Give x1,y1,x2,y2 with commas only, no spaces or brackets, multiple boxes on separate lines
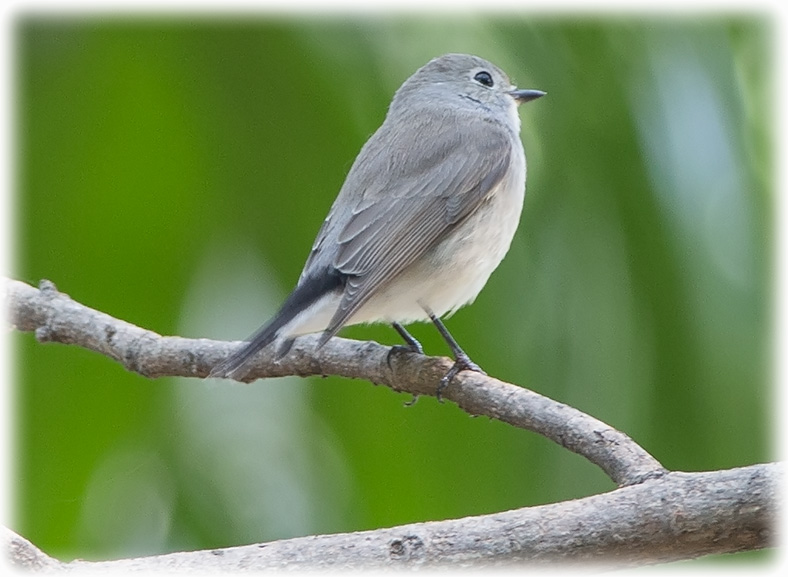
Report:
473,71,494,87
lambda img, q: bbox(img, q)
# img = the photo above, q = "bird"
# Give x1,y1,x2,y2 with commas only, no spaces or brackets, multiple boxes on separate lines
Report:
210,53,544,400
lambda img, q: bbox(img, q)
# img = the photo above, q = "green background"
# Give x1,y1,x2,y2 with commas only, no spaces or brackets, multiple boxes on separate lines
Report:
13,13,772,563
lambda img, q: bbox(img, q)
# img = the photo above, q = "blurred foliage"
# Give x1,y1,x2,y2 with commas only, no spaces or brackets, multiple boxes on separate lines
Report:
12,12,772,564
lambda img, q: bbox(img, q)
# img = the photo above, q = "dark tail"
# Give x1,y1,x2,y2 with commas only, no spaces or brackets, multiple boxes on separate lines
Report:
209,269,344,380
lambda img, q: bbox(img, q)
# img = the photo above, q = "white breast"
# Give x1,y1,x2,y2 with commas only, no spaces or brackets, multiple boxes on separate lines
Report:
349,138,527,325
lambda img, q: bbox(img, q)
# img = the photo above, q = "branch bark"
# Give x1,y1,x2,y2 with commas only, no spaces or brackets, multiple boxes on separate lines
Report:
4,278,780,569
6,278,664,486
3,463,780,570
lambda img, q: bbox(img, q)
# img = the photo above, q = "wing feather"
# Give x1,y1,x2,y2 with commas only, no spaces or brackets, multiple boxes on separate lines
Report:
313,111,514,340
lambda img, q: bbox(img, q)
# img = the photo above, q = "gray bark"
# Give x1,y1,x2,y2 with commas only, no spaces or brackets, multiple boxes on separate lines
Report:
6,278,663,486
4,278,780,570
3,464,779,571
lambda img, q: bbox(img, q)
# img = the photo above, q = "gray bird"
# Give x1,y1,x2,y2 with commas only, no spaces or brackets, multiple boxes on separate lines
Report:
210,53,544,399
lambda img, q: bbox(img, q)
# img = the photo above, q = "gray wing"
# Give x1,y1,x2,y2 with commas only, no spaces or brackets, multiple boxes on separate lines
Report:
308,109,514,340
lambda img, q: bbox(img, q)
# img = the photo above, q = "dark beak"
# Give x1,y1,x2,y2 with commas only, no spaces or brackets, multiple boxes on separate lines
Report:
509,89,546,104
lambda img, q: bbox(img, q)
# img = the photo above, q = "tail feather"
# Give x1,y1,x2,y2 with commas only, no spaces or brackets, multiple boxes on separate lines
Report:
208,319,285,380
209,269,345,380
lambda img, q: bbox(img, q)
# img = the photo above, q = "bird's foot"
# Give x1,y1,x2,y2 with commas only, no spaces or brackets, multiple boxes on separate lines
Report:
436,352,485,403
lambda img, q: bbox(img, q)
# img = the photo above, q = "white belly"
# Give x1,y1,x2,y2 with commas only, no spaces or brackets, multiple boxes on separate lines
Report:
283,144,526,337
351,147,526,325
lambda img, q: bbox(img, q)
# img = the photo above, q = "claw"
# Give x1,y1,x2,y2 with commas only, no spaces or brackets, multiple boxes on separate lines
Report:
403,394,420,407
387,343,422,369
435,352,486,403
388,322,425,370
392,322,424,354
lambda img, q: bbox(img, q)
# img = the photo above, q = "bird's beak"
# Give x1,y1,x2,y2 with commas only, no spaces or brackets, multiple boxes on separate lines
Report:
509,89,546,104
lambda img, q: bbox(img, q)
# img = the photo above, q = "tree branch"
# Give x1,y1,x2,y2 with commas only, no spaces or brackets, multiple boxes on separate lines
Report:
5,278,779,569
6,277,664,487
3,463,780,570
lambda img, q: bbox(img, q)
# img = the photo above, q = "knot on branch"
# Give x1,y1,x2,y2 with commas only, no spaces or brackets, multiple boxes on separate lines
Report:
388,535,425,562
33,279,61,343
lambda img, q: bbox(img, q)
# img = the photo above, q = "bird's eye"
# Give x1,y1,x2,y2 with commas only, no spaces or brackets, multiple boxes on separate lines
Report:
473,71,494,87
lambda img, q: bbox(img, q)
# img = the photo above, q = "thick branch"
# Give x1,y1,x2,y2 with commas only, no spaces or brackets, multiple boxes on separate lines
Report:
6,278,665,486
5,278,779,568
4,463,780,570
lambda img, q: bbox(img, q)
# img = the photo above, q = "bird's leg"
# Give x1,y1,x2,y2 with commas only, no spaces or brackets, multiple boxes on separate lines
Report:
391,322,424,354
387,322,425,406
386,322,423,367
386,322,423,369
423,307,485,402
